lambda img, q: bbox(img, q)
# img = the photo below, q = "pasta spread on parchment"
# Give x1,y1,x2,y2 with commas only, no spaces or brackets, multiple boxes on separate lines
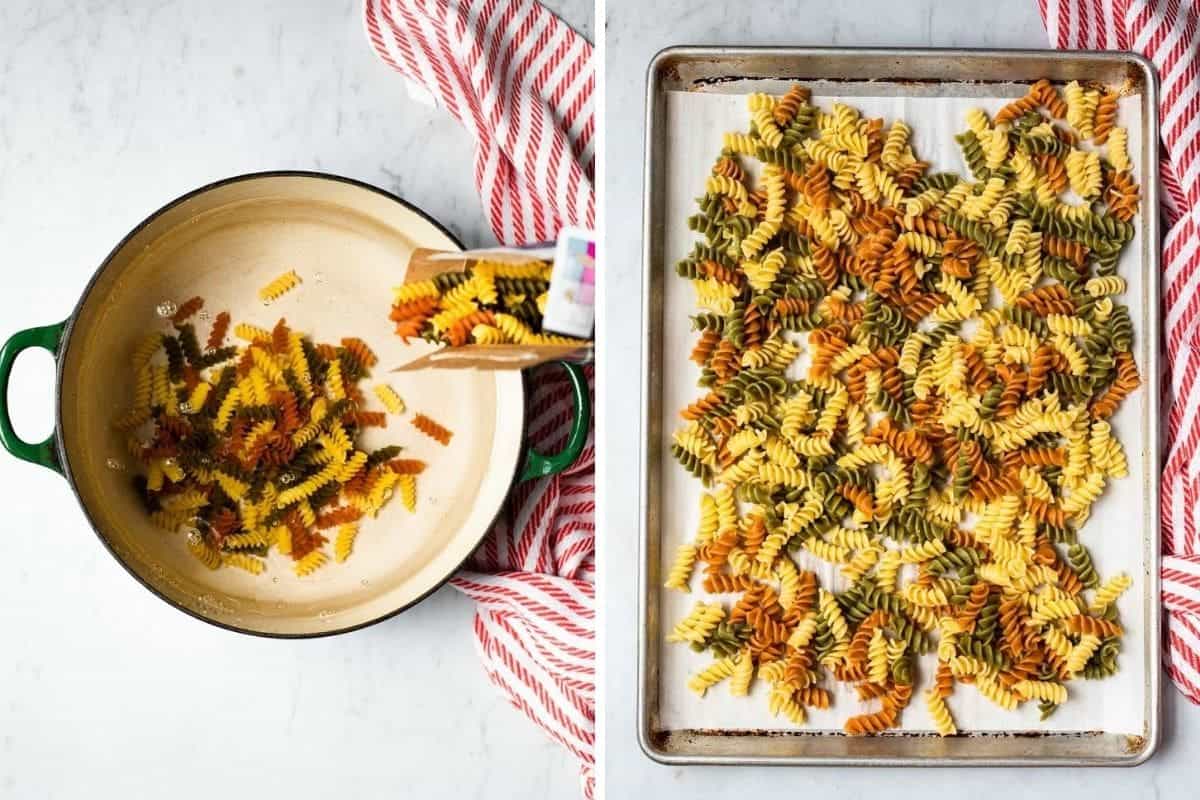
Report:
665,80,1141,734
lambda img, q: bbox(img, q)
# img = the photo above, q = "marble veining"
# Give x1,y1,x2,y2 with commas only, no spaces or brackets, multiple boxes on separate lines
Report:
0,1,588,799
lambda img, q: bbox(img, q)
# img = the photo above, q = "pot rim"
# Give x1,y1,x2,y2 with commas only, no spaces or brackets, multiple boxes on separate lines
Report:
54,169,526,639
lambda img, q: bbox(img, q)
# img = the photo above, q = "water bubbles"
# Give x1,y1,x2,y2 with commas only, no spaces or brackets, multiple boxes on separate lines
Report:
318,609,335,620
360,579,370,587
185,528,202,545
105,457,125,471
195,595,235,614
156,300,178,318
272,578,280,585
197,594,215,610
313,272,326,284
179,401,192,414
163,457,178,469
279,471,295,485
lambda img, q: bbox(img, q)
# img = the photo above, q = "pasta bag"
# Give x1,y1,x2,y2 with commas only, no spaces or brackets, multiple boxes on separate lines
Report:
390,246,593,371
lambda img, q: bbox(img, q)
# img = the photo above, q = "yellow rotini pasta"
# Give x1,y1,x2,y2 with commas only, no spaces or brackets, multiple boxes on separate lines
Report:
1108,126,1131,172
293,549,328,577
664,543,697,592
373,383,406,415
687,655,739,696
222,552,266,575
728,647,755,696
334,524,358,563
257,269,301,302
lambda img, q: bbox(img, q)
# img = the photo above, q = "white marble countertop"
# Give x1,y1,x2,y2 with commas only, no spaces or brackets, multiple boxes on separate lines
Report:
0,1,589,798
600,0,1200,796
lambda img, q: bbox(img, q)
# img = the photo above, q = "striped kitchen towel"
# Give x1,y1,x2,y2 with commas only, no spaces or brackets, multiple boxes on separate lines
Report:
363,1,596,795
452,365,595,796
364,0,594,246
1039,0,1200,704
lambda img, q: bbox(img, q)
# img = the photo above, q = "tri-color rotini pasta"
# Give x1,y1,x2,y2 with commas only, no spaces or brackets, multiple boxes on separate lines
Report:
390,259,589,347
114,308,429,578
666,80,1141,734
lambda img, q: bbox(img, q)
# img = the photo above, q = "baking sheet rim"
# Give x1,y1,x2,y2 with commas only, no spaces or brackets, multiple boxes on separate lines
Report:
636,46,1162,766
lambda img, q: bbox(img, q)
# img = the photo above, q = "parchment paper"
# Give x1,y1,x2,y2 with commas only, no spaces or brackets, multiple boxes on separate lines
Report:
657,86,1149,736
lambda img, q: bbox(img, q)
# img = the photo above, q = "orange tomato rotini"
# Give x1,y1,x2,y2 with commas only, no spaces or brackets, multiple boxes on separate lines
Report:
411,412,453,446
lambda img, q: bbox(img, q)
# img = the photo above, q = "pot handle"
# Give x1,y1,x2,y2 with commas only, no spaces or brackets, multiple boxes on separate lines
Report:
518,361,590,482
0,321,67,474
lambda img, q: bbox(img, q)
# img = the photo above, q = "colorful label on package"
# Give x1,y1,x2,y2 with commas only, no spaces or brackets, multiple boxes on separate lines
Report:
542,227,596,339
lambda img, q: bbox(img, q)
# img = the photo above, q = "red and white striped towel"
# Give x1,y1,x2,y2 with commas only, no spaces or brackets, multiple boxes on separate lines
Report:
364,0,594,245
452,366,595,796
1039,0,1200,704
363,1,596,795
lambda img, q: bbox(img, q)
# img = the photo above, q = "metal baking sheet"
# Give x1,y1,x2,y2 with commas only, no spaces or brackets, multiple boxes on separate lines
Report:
637,47,1161,765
